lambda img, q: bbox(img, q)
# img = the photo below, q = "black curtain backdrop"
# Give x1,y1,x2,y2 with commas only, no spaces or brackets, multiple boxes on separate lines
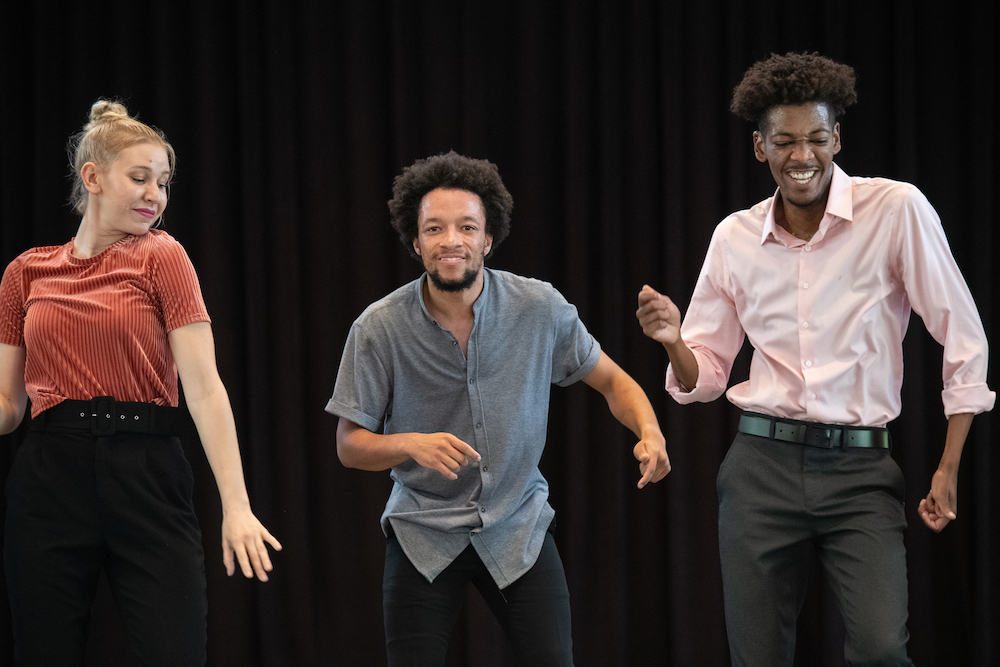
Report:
0,1,996,665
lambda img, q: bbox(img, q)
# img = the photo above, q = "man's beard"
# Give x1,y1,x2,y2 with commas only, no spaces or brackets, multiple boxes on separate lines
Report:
427,267,479,292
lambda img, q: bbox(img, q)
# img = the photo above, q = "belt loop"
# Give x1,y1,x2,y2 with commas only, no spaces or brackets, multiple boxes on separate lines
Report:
90,396,116,436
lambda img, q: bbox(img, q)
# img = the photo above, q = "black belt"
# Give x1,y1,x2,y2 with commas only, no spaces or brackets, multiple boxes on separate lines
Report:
30,396,196,437
738,412,890,450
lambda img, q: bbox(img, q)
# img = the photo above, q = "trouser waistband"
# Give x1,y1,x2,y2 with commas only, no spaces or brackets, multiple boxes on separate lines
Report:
30,397,196,437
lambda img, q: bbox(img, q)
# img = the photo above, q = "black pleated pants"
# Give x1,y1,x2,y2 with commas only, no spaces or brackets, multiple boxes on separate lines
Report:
4,427,207,666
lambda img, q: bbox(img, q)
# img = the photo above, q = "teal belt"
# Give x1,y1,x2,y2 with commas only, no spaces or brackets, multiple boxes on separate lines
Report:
738,412,890,450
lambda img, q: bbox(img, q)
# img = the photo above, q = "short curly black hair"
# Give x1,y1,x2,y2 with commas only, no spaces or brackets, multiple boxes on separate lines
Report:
731,52,857,131
388,151,513,260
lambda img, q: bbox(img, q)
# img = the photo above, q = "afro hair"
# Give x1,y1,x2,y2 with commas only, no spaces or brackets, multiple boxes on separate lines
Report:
731,52,857,130
388,151,513,260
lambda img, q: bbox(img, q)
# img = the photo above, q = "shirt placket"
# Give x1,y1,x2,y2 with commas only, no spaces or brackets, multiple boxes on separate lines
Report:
798,242,819,411
464,327,492,527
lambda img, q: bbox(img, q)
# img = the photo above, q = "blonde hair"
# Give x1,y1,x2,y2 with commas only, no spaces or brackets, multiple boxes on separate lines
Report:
68,99,176,216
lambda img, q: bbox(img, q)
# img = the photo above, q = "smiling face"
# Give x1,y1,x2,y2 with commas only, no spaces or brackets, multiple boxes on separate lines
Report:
413,188,493,293
753,102,841,217
83,142,171,241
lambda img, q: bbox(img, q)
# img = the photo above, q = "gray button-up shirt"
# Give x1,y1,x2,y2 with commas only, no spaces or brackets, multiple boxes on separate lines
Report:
327,268,600,587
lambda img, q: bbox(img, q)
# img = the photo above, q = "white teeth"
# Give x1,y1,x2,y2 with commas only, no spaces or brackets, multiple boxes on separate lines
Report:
789,171,816,183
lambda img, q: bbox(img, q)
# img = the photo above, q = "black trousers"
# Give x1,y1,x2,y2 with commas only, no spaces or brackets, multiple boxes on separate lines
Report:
718,432,913,667
4,428,207,666
383,531,574,667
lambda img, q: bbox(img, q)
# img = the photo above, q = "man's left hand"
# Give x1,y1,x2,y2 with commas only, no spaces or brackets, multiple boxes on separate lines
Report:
633,438,670,489
918,468,958,532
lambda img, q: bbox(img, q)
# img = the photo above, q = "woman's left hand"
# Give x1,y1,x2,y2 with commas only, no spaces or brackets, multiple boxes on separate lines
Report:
222,504,283,581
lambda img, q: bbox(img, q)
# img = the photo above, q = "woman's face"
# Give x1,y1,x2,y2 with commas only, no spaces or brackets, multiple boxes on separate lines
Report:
88,142,171,237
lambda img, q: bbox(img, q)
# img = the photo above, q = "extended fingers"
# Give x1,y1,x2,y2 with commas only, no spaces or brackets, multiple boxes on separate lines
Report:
264,529,283,552
634,443,670,488
434,452,467,480
460,442,482,463
250,539,274,581
222,513,282,581
223,542,236,577
230,533,277,581
437,464,460,480
231,541,255,579
230,540,265,581
430,435,480,479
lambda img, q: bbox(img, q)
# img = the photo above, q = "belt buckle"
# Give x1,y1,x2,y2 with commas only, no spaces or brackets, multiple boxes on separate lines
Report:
801,425,834,448
90,396,116,436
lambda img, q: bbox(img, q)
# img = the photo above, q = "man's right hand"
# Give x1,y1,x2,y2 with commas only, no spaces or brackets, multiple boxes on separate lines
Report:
337,418,480,478
406,432,481,480
636,285,682,345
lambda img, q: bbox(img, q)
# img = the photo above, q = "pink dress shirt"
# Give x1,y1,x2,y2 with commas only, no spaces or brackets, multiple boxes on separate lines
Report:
668,165,995,427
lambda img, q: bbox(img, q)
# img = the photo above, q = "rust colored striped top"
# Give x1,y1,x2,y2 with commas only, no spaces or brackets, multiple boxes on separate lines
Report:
0,230,211,418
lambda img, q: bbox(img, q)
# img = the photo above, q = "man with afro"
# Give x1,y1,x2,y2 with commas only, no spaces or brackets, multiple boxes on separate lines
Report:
329,151,670,666
637,52,993,665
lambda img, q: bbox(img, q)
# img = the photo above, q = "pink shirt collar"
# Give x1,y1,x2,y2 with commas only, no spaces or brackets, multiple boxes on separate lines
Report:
760,164,854,246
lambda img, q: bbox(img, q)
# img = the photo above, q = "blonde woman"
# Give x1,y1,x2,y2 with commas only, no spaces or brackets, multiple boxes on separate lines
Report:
0,100,281,665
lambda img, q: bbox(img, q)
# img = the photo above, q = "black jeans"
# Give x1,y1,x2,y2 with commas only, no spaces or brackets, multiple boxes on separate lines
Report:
383,530,574,666
4,429,207,666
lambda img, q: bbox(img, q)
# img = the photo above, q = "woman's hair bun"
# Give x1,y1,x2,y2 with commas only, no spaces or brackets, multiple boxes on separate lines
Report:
87,99,131,128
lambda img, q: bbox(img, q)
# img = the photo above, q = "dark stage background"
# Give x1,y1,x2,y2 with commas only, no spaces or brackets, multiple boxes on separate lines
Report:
1,1,997,665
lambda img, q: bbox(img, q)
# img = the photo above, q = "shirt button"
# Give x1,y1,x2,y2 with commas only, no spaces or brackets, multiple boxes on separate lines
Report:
469,378,475,384
802,282,810,289
810,393,817,400
476,423,482,429
482,466,488,472
452,341,457,346
805,245,812,252
805,360,813,367
481,507,487,513
801,322,809,329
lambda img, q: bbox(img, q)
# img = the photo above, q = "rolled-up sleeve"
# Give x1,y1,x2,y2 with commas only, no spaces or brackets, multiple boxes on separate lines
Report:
666,224,747,405
891,188,995,416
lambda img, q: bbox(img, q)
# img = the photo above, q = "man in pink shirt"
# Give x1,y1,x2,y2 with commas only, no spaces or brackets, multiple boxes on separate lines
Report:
637,52,994,667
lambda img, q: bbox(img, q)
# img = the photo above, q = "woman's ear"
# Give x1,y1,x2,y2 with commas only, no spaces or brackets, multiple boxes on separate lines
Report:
81,162,102,195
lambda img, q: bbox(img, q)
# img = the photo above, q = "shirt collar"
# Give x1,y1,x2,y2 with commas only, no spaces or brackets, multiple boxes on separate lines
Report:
415,268,492,320
760,164,853,245
473,267,492,314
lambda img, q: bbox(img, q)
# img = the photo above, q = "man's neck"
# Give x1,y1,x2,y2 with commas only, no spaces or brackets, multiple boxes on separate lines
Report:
422,272,484,325
776,195,826,241
423,273,484,357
